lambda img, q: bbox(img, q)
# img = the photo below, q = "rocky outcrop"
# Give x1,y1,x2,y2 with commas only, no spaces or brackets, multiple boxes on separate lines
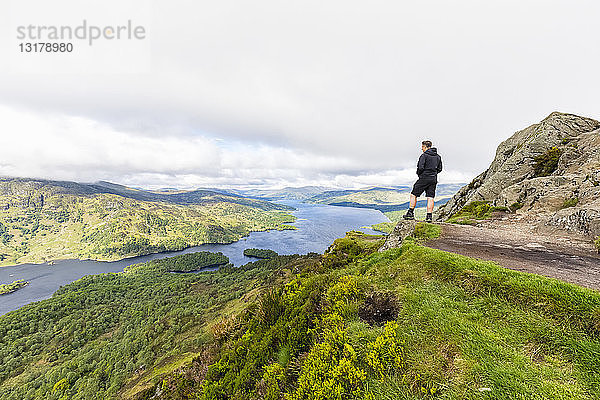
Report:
378,220,418,251
437,112,600,237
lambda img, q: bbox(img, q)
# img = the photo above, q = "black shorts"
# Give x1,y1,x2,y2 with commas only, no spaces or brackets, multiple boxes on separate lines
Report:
411,177,437,198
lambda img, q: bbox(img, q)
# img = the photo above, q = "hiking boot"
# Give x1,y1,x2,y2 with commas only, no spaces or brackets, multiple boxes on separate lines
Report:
403,208,415,220
425,213,433,223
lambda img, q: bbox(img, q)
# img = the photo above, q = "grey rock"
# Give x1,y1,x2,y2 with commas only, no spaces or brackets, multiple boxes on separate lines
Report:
436,112,600,237
548,207,600,237
379,220,419,251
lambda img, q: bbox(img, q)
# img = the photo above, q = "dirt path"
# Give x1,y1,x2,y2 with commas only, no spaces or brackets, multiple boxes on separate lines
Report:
425,222,600,291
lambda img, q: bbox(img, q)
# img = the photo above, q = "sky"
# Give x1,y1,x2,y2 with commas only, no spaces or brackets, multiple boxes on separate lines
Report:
1,0,599,190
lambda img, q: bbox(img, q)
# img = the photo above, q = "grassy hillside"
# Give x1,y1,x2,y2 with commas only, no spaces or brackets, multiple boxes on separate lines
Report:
1,228,598,399
0,178,296,266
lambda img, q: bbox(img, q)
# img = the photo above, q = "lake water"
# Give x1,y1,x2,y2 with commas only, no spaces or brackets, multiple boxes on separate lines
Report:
0,201,390,315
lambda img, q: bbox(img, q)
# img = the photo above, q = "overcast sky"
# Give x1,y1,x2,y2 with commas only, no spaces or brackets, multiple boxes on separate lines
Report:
1,0,599,189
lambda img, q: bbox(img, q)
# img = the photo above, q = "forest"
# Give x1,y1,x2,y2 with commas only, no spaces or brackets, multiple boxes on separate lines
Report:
151,251,230,272
0,250,311,399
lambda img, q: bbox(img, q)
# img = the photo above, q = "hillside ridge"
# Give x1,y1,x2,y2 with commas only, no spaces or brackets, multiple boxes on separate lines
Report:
437,112,600,239
0,177,296,266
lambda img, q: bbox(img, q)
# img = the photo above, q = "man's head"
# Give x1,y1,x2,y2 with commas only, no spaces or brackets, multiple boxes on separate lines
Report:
421,140,432,152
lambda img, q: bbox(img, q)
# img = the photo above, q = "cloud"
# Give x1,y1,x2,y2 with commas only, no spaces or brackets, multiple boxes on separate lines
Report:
1,0,599,188
0,105,471,188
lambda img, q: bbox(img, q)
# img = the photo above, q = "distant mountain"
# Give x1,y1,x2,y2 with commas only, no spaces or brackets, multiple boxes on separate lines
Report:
197,184,464,206
0,177,296,266
90,181,286,210
438,112,600,238
201,185,338,201
306,186,408,204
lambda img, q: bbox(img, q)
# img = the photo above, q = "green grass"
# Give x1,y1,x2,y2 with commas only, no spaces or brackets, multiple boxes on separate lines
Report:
151,352,198,378
561,197,579,209
371,222,395,234
366,245,600,399
411,222,441,241
145,233,600,399
354,241,600,399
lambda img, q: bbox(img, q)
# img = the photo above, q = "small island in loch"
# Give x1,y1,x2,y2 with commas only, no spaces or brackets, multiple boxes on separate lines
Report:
243,248,279,259
0,280,29,295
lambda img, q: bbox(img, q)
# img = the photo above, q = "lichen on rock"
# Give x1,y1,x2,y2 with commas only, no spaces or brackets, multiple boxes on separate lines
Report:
378,220,419,251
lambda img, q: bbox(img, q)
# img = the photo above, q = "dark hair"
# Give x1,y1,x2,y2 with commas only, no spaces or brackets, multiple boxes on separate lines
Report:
422,140,432,148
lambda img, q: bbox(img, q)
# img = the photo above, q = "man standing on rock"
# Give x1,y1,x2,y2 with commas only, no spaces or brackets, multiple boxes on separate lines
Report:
403,140,443,222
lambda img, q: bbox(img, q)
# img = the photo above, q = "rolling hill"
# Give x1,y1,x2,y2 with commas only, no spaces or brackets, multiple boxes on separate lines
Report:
304,184,461,212
0,177,296,266
205,185,338,201
437,112,600,243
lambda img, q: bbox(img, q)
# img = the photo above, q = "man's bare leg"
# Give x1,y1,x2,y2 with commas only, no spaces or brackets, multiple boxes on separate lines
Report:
410,194,417,209
427,197,434,213
425,197,435,222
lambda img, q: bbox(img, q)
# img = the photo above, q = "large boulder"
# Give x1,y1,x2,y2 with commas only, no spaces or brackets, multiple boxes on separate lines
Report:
379,220,418,251
436,112,600,237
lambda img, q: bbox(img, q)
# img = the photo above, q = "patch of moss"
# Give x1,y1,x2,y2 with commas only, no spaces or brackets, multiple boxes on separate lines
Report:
533,147,562,177
561,198,579,209
595,236,600,254
466,201,493,218
447,201,509,225
412,222,441,241
510,202,524,211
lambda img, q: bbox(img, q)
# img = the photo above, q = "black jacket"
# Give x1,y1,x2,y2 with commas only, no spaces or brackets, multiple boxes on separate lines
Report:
417,148,443,178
